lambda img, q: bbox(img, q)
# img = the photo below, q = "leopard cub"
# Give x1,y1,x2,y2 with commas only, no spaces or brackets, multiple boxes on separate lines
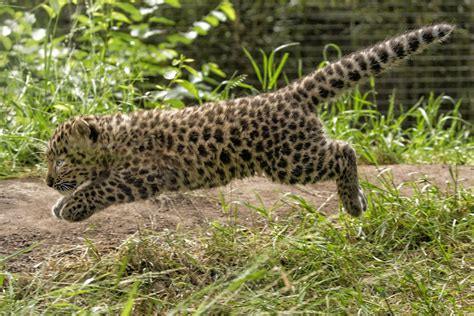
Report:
46,24,454,221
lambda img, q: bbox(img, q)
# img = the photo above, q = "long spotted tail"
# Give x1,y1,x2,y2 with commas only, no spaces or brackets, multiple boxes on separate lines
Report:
283,23,455,105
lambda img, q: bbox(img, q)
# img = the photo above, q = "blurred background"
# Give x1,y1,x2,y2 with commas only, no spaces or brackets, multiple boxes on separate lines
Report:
2,0,472,172
170,0,473,120
2,0,472,120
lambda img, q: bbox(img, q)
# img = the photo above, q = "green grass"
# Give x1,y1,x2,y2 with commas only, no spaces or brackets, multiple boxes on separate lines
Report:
2,85,472,178
1,170,472,314
321,87,473,165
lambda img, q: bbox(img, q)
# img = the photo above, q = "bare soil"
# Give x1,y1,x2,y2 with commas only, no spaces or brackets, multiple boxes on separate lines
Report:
1,165,472,272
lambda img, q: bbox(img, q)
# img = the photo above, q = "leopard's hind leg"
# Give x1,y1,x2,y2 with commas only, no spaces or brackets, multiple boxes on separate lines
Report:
333,142,367,216
307,140,367,216
260,112,367,216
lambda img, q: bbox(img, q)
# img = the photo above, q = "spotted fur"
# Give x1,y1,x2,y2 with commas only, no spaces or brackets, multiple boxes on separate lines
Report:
46,24,454,221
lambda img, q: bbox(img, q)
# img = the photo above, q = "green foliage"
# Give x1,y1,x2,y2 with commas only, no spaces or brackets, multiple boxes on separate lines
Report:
1,172,472,314
321,91,473,165
1,0,472,177
0,1,237,176
243,42,299,91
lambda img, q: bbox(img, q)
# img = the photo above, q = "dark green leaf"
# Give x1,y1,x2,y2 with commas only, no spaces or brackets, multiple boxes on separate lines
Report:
111,11,132,24
114,3,142,22
149,17,175,26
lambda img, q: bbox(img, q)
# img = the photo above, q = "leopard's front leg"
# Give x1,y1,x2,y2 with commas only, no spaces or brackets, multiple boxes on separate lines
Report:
51,167,174,221
52,189,99,222
52,175,138,222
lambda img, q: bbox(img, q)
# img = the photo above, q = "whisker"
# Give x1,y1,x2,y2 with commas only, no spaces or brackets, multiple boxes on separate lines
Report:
54,180,78,192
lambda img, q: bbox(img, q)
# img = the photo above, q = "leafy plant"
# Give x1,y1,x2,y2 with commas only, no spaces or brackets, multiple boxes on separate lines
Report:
242,42,299,91
0,1,237,176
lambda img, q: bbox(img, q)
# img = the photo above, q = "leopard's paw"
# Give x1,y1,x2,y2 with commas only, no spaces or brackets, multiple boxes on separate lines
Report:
52,196,94,222
341,186,367,217
52,197,67,219
61,202,95,222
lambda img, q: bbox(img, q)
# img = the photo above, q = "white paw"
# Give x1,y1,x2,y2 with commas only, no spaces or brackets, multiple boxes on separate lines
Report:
52,197,66,219
358,187,368,212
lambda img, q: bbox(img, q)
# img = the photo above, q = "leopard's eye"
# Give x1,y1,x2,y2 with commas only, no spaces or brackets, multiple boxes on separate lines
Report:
55,160,64,167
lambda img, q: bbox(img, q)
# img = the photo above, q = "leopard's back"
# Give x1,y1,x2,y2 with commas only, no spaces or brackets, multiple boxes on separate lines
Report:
148,94,324,188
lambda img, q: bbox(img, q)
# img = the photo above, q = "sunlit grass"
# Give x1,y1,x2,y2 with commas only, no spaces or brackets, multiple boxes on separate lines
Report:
2,75,472,178
322,88,473,165
1,170,472,314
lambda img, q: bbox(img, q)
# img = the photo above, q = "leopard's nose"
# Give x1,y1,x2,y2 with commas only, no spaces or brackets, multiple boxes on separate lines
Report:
46,176,54,187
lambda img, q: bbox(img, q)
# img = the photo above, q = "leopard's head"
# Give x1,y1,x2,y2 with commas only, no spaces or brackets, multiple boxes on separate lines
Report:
46,116,107,195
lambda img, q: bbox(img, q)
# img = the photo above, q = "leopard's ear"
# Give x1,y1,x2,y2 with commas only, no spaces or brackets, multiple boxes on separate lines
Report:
71,118,99,143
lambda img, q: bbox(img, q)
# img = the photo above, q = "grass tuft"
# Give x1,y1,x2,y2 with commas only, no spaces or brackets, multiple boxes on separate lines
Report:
321,91,473,165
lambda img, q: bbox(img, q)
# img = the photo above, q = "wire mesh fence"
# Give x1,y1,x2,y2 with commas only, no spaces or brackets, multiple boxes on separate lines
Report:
170,0,473,121
4,0,473,120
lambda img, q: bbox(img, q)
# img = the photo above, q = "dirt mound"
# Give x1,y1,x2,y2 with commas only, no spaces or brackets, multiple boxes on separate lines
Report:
1,165,472,272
